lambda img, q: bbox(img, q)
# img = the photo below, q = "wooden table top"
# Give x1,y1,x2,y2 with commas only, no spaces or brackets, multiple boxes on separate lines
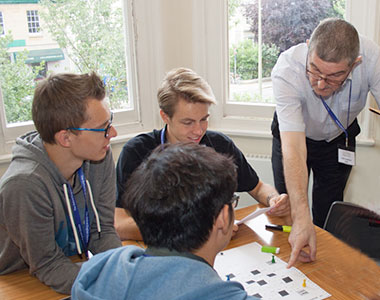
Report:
232,204,380,300
1,204,379,299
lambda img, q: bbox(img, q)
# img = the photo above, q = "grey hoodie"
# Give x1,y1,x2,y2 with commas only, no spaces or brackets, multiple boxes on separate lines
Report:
0,131,121,294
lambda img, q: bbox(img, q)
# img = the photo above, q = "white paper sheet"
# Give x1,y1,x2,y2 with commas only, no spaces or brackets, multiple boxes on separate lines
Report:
214,242,331,300
235,206,272,225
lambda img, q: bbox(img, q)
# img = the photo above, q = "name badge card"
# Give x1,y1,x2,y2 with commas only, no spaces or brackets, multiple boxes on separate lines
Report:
338,145,355,166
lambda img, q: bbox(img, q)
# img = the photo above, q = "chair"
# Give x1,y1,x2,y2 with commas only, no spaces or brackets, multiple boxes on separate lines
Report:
323,201,380,259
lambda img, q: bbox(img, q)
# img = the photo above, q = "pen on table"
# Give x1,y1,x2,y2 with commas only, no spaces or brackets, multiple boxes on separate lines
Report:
265,224,292,232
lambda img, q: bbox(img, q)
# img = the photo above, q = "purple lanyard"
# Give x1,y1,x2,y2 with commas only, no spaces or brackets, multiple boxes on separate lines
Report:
319,79,352,147
67,167,90,257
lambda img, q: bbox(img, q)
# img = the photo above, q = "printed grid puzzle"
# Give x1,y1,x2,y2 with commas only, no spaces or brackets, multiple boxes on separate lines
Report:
214,242,331,299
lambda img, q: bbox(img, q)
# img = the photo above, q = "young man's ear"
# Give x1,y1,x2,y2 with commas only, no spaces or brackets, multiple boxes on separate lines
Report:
215,204,232,235
54,130,72,148
159,109,170,124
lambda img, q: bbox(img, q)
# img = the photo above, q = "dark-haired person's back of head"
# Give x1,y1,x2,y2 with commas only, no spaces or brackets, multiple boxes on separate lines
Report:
71,143,260,299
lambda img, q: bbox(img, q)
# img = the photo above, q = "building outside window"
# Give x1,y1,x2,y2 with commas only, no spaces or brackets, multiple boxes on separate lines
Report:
26,10,39,34
0,11,4,36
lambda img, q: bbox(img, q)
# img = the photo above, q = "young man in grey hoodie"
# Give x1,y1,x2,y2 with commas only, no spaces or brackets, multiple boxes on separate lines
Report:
72,143,260,300
0,72,122,294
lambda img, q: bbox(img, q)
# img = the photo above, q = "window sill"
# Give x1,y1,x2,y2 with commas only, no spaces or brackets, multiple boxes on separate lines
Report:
213,127,376,147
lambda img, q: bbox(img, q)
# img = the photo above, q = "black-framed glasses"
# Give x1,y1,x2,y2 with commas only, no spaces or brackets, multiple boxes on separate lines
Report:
230,193,240,209
305,68,348,86
67,112,113,138
305,56,351,87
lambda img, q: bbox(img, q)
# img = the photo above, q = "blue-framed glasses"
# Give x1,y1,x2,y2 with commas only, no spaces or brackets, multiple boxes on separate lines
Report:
67,112,113,138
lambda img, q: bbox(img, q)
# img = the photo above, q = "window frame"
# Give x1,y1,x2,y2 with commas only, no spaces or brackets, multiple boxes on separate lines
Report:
192,0,276,137
26,10,40,34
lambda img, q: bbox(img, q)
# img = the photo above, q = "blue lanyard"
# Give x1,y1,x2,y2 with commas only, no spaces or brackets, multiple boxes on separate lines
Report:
66,167,90,257
160,125,166,145
319,79,352,147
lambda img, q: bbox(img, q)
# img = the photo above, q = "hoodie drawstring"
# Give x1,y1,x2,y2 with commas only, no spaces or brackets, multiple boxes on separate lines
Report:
63,184,83,256
86,180,101,239
63,177,101,258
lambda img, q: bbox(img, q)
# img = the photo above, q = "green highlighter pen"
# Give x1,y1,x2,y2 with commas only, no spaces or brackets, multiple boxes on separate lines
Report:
261,245,280,254
265,224,292,233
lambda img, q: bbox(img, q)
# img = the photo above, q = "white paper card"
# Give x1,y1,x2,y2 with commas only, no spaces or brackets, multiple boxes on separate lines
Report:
338,148,355,166
235,207,272,225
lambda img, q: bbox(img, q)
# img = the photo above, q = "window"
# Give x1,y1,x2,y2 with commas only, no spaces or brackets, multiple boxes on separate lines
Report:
0,11,4,36
26,10,40,34
0,0,149,154
228,0,345,105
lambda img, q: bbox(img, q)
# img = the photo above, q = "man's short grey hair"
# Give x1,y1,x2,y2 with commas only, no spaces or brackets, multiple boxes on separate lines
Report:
308,18,359,65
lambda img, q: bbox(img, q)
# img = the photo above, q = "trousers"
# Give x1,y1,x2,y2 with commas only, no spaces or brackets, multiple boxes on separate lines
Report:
271,112,361,228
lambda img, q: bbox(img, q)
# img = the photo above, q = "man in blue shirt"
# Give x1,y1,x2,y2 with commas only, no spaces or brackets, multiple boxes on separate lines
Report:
271,18,380,267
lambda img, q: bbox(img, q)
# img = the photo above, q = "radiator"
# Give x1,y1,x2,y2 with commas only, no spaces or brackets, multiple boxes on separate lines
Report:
237,154,273,208
245,154,274,186
243,154,313,210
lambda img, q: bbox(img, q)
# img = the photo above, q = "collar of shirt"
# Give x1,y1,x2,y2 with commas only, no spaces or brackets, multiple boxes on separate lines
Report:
144,246,212,268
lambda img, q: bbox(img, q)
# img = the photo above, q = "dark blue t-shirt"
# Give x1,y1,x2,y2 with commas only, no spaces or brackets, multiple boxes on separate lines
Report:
115,129,259,207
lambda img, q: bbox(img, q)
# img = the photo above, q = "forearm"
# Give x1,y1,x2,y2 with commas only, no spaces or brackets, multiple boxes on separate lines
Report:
280,132,311,222
114,208,143,241
248,181,278,206
34,256,80,294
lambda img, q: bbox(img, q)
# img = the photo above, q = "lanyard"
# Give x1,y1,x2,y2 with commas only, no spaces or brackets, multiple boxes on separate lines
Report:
160,125,167,145
66,167,90,257
319,79,352,147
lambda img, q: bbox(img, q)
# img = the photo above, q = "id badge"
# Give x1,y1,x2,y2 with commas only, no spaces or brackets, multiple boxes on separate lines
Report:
338,145,355,166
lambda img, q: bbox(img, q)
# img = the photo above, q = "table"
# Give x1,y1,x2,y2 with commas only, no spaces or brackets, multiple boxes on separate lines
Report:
232,204,380,299
0,240,141,300
1,204,379,299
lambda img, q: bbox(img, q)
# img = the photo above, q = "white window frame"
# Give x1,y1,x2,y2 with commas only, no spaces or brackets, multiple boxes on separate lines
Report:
113,0,162,139
346,0,380,145
193,0,380,143
192,0,276,137
26,10,40,34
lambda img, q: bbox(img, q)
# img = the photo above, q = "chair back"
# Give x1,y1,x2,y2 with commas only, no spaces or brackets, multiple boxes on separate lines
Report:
323,201,380,259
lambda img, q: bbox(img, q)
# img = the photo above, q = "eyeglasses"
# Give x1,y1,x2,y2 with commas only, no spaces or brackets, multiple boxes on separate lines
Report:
230,193,240,209
305,69,348,86
305,55,352,87
67,112,113,138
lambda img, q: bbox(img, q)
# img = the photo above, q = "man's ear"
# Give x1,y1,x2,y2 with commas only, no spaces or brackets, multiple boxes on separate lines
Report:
215,205,232,235
352,56,362,68
55,130,72,148
159,109,170,124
